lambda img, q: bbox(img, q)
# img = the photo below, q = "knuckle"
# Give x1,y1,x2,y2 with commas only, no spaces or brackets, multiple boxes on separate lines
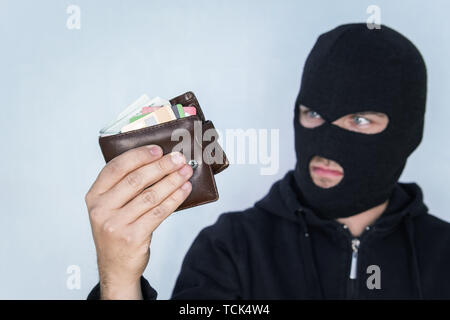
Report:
84,191,93,206
142,188,159,206
89,206,103,221
156,158,169,173
121,232,135,245
125,172,142,188
151,204,167,218
106,159,122,177
167,175,179,189
102,221,117,234
168,191,182,204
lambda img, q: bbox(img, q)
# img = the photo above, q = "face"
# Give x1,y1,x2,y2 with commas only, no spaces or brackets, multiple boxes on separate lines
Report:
299,105,389,188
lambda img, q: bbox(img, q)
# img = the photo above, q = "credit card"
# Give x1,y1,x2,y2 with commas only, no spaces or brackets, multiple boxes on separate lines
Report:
129,113,150,123
183,106,196,116
172,104,185,118
141,106,162,114
99,94,151,136
121,105,177,133
99,96,170,136
129,105,165,123
100,96,198,136
129,104,185,124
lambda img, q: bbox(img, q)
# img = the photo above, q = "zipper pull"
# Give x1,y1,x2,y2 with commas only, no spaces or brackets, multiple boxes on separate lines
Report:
349,238,360,279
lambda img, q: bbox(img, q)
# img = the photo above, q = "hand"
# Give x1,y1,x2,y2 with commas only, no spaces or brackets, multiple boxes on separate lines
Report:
85,145,193,299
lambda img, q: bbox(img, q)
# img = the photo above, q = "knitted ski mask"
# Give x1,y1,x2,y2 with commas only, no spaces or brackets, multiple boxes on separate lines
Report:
293,23,427,219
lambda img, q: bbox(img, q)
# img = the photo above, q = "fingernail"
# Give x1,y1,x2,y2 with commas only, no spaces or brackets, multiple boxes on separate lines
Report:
170,152,185,165
148,145,162,156
179,165,191,176
181,181,191,191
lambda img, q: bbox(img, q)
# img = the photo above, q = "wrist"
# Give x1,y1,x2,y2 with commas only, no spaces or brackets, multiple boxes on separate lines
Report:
100,278,143,300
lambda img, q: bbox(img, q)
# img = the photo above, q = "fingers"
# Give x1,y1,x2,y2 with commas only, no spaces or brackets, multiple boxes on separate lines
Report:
131,181,192,239
120,164,194,224
100,151,187,209
87,145,163,198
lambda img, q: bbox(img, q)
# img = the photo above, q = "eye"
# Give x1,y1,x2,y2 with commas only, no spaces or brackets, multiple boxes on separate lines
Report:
299,105,326,128
352,115,370,126
307,110,322,119
332,111,389,134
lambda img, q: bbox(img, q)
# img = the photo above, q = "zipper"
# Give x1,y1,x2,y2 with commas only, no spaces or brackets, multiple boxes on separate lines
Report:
339,224,374,299
347,238,360,299
349,238,360,279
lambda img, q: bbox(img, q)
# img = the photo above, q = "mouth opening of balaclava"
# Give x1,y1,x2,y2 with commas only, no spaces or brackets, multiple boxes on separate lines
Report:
293,23,427,219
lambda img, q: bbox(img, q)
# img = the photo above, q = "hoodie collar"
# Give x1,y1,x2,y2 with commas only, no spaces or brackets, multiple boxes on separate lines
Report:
254,170,427,299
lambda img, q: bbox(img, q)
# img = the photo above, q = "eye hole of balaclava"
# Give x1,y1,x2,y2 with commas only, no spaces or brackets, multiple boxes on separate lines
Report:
298,105,389,135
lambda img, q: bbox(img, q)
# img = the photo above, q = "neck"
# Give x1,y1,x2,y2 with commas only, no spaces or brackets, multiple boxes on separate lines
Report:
336,200,389,237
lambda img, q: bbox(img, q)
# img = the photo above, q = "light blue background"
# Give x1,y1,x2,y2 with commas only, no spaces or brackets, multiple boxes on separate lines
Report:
0,0,449,299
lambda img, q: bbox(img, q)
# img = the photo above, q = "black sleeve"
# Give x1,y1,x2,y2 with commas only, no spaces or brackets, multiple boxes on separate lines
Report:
170,213,242,299
87,276,158,300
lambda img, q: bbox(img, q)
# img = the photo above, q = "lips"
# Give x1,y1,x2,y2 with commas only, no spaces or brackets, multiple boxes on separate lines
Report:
312,165,344,177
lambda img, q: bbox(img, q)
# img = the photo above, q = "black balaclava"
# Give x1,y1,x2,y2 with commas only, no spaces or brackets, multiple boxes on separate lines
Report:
293,23,427,219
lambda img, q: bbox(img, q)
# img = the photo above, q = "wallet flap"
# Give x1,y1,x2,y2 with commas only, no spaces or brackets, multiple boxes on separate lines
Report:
169,91,206,122
169,92,228,175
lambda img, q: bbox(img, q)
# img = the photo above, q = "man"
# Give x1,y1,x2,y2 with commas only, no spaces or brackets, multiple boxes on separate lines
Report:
86,23,450,299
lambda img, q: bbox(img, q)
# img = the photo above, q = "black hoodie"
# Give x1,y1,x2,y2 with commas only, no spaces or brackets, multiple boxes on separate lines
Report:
88,171,450,299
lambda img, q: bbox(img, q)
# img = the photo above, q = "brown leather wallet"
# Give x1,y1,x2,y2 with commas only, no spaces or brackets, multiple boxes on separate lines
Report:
98,91,229,212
